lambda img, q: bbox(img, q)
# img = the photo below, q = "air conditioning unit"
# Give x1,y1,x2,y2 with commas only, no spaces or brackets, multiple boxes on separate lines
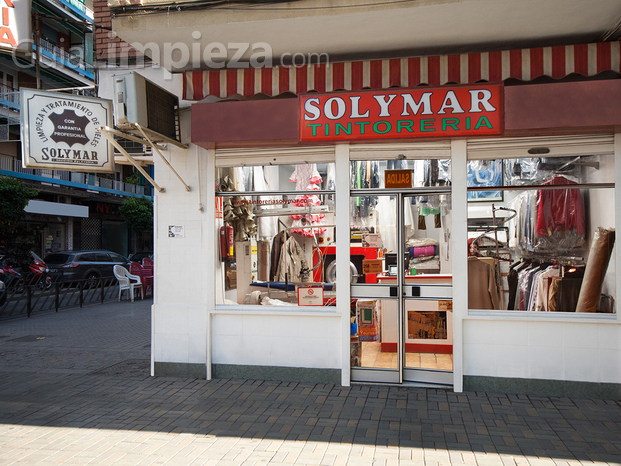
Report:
113,71,180,142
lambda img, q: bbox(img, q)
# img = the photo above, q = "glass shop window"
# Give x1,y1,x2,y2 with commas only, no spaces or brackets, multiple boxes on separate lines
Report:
467,153,616,313
349,159,451,190
215,163,336,307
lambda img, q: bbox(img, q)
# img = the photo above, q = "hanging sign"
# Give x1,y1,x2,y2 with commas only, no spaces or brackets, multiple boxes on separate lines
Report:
300,84,502,142
0,0,31,51
385,169,412,188
21,90,114,172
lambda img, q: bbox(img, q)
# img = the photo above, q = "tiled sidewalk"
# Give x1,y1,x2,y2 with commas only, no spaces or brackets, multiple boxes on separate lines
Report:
0,300,620,465
0,374,620,466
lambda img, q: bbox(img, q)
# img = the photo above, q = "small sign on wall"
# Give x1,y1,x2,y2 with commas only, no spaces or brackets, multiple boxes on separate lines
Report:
297,286,324,306
168,225,185,238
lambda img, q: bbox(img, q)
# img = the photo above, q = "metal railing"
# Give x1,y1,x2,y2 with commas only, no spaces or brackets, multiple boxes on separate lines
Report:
38,37,95,76
0,277,128,320
0,154,153,197
61,0,94,19
0,84,19,109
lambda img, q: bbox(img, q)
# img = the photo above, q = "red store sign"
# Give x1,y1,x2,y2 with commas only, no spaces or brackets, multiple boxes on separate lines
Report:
300,84,503,142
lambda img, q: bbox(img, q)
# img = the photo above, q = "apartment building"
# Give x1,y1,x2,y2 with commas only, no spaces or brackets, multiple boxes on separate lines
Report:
0,0,153,258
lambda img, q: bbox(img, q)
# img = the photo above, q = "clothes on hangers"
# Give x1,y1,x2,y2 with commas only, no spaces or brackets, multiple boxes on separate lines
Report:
254,166,278,241
509,179,586,255
289,164,326,237
270,231,285,281
534,266,561,312
507,260,530,309
534,176,585,252
468,257,500,310
274,235,305,282
509,259,585,311
352,161,379,221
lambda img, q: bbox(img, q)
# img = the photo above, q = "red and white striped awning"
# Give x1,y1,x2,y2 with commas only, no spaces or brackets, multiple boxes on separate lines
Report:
183,41,620,101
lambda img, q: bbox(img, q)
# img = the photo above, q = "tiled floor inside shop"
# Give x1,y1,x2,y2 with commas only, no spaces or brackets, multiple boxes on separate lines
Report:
360,341,453,370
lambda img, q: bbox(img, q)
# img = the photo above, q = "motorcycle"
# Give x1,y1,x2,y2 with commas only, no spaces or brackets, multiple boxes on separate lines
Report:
29,251,52,290
0,257,25,293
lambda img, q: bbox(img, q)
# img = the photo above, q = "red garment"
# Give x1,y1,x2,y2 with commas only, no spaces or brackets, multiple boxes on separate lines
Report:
536,176,584,236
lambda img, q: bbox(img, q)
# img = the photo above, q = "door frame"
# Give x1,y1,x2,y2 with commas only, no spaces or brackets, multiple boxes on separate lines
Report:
350,187,453,385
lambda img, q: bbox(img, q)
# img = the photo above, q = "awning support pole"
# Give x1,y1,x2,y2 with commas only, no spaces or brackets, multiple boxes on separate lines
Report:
136,123,191,192
98,127,165,193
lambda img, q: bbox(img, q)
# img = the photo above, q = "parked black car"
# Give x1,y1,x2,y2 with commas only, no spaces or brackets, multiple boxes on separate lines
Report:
128,251,153,263
44,250,130,283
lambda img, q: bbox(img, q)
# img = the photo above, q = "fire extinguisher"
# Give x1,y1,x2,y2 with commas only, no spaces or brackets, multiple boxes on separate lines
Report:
220,224,234,260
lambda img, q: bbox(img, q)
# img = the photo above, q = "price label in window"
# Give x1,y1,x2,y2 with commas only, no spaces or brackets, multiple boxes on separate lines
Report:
297,286,324,306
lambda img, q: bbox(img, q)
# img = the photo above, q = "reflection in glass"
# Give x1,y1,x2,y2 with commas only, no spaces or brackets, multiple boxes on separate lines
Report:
349,159,451,190
349,188,454,373
216,163,336,307
467,154,615,313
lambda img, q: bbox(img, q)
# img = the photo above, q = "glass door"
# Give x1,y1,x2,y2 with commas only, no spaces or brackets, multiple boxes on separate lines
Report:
350,192,401,383
401,194,453,386
350,185,452,386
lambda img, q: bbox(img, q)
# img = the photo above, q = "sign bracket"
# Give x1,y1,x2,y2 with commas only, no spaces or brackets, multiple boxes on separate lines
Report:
99,126,192,194
99,126,165,193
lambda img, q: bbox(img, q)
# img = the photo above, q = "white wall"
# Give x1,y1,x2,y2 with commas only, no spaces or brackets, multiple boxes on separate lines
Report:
463,319,621,383
211,313,341,368
151,111,212,366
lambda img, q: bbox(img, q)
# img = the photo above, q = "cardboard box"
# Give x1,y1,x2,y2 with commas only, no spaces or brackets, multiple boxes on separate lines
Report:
361,233,382,248
362,259,383,274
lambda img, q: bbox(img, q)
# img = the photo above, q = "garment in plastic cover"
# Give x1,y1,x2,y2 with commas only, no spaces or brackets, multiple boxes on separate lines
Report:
504,158,540,185
534,177,585,253
438,159,451,184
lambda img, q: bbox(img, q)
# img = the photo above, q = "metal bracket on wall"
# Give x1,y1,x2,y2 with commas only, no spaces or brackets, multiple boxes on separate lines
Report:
99,125,191,194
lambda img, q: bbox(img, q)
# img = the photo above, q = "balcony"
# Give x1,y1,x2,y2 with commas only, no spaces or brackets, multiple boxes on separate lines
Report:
0,84,19,111
44,0,94,23
0,154,153,198
62,0,94,21
37,37,95,80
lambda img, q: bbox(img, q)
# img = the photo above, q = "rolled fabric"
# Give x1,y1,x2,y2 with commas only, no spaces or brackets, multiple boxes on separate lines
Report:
409,245,437,258
575,227,615,312
257,240,270,282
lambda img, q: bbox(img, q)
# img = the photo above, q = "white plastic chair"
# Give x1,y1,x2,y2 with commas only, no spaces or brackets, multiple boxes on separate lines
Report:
113,265,143,302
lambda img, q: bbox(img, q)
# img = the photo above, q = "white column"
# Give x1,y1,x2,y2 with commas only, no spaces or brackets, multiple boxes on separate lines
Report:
451,139,468,392
335,143,351,386
205,146,216,379
151,159,159,377
614,133,621,322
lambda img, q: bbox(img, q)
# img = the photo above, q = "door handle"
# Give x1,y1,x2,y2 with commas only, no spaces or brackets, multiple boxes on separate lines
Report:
411,286,421,297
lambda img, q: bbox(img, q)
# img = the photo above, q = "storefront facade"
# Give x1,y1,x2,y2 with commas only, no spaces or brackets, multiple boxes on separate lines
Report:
149,42,621,398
